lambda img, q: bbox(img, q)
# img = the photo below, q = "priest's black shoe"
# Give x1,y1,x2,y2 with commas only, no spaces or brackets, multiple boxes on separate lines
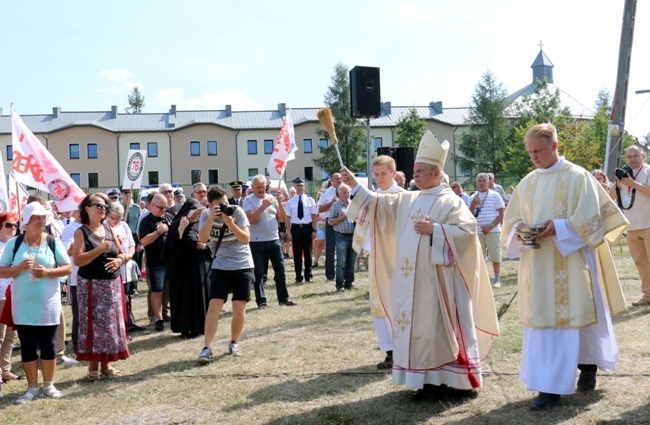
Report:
411,384,446,401
577,369,597,392
529,392,561,411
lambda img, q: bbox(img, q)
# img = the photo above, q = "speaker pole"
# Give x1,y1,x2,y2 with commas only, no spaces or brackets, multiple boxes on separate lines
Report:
366,118,372,189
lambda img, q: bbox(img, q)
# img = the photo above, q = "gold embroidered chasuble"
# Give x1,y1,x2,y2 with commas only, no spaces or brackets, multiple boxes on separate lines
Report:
502,160,628,329
351,185,404,320
347,184,499,376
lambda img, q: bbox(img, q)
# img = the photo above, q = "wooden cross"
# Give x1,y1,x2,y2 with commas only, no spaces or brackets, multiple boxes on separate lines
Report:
400,258,414,278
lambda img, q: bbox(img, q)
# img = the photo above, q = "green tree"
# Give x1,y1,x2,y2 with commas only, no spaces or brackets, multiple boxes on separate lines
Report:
582,89,612,167
453,70,510,174
313,63,367,176
395,108,426,148
126,87,145,114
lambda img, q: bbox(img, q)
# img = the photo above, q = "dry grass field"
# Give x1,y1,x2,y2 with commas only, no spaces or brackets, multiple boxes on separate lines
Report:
1,240,649,424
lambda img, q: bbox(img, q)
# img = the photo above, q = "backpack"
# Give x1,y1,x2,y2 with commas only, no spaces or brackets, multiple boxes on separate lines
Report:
11,233,58,267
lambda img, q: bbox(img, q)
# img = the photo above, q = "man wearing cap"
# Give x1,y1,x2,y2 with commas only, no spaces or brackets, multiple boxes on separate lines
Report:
106,188,120,203
285,178,318,284
243,175,297,308
229,181,244,206
174,189,186,205
341,130,499,401
317,173,342,281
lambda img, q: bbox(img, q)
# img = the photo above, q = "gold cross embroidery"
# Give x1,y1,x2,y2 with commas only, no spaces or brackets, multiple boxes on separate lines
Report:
396,311,411,332
400,258,414,278
410,208,425,224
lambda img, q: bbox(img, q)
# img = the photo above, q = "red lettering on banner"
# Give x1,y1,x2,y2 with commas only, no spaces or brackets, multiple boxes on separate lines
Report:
19,132,25,142
13,152,46,185
9,193,17,211
274,158,285,174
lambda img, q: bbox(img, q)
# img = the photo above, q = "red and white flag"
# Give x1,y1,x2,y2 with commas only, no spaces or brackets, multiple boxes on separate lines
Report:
8,172,30,214
267,110,298,180
11,107,86,211
0,146,9,213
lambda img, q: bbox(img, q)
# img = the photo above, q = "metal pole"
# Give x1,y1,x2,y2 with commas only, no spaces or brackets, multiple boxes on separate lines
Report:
366,118,372,189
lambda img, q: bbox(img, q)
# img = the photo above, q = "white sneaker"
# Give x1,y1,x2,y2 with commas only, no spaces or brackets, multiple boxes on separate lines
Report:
493,281,502,288
57,355,80,366
198,347,213,364
15,388,39,404
228,342,242,356
42,386,64,399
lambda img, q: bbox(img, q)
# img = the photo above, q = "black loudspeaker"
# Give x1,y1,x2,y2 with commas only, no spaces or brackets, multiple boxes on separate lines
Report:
350,66,381,118
375,146,415,185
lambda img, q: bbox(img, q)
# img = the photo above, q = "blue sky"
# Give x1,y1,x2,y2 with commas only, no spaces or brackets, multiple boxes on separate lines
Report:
2,0,649,139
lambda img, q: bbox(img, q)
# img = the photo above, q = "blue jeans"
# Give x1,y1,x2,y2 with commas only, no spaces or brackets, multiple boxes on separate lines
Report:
335,232,357,289
250,240,290,305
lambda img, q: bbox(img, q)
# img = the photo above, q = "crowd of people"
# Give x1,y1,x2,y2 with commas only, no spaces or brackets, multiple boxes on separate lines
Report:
0,122,648,412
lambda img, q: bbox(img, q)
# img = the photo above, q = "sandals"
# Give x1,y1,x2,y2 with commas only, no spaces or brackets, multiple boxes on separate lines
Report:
86,370,101,381
101,368,122,378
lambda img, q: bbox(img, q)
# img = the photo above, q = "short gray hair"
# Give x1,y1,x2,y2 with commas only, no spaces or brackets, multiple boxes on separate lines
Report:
251,174,267,186
476,173,489,182
108,201,124,217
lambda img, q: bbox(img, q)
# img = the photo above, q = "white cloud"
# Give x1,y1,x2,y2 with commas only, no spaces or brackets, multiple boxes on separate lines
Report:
98,69,134,83
149,88,261,111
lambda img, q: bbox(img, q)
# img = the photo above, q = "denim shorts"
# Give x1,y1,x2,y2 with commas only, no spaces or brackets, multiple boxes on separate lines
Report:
316,227,326,241
148,265,168,292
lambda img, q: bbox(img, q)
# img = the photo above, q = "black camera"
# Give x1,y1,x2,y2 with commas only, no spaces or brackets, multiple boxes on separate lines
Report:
615,165,634,180
219,203,236,216
473,207,481,218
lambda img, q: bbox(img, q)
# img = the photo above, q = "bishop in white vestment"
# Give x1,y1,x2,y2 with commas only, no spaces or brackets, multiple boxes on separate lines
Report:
342,131,499,399
502,123,628,411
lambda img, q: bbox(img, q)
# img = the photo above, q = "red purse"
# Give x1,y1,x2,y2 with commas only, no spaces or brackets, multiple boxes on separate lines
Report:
0,285,15,329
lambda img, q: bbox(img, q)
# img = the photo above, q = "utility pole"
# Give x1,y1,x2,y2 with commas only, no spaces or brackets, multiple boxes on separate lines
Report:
605,0,637,179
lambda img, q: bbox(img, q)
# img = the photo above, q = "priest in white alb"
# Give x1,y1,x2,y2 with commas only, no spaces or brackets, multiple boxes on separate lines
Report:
341,131,499,401
502,123,628,411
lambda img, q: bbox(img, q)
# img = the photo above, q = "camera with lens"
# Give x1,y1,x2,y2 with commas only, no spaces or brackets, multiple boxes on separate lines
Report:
473,207,481,218
615,165,634,180
219,202,236,217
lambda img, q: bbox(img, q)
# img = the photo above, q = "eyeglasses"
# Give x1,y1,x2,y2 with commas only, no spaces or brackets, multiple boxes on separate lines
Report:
3,222,18,229
122,190,131,194
194,190,207,195
152,204,168,211
91,203,108,210
161,190,173,195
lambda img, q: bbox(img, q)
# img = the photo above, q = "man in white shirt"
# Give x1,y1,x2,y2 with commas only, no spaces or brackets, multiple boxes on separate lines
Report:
285,178,318,284
317,173,342,281
469,173,505,287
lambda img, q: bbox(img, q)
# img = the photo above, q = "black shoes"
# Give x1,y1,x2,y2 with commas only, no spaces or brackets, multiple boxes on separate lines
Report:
377,352,393,370
128,325,146,332
530,392,561,410
154,319,164,332
577,369,597,392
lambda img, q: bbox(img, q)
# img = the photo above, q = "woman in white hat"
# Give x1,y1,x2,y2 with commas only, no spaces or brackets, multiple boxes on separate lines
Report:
0,202,72,404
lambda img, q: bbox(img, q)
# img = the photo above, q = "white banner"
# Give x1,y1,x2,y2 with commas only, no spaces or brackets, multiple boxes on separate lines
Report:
267,110,297,180
0,150,9,213
8,172,30,214
122,150,147,189
11,107,86,211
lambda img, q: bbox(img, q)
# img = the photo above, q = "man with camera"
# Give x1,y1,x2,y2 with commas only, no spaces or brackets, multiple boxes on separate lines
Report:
197,186,254,362
469,173,505,288
610,145,650,306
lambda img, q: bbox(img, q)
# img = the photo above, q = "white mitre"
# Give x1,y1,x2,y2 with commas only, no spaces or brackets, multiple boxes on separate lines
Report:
415,130,449,169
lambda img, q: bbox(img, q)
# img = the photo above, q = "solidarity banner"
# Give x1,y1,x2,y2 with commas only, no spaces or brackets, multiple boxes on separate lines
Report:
122,149,147,190
267,110,298,180
11,107,86,211
8,172,30,214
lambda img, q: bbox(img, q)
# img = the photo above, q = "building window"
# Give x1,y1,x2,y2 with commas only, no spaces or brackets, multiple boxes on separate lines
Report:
208,169,219,184
207,140,218,156
304,166,314,181
319,138,328,151
320,168,329,180
87,143,98,159
6,146,12,161
247,140,257,155
88,172,99,188
148,171,159,185
190,141,200,156
69,144,80,159
70,173,81,186
374,137,383,150
248,168,258,178
148,142,158,157
264,139,274,154
191,169,202,184
264,168,270,177
130,143,140,150
303,139,313,153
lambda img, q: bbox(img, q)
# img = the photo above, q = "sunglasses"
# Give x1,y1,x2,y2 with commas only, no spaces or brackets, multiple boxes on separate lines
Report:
152,204,168,210
3,222,18,229
122,190,131,194
161,190,173,195
91,203,108,210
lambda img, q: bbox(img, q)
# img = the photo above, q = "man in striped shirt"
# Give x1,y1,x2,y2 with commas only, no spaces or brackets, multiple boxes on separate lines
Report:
469,173,505,287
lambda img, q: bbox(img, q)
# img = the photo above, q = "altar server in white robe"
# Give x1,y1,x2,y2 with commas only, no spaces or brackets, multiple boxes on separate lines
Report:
503,123,628,411
342,131,499,401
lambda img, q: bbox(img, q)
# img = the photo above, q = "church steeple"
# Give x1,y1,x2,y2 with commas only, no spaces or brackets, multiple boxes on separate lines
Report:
531,41,554,84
